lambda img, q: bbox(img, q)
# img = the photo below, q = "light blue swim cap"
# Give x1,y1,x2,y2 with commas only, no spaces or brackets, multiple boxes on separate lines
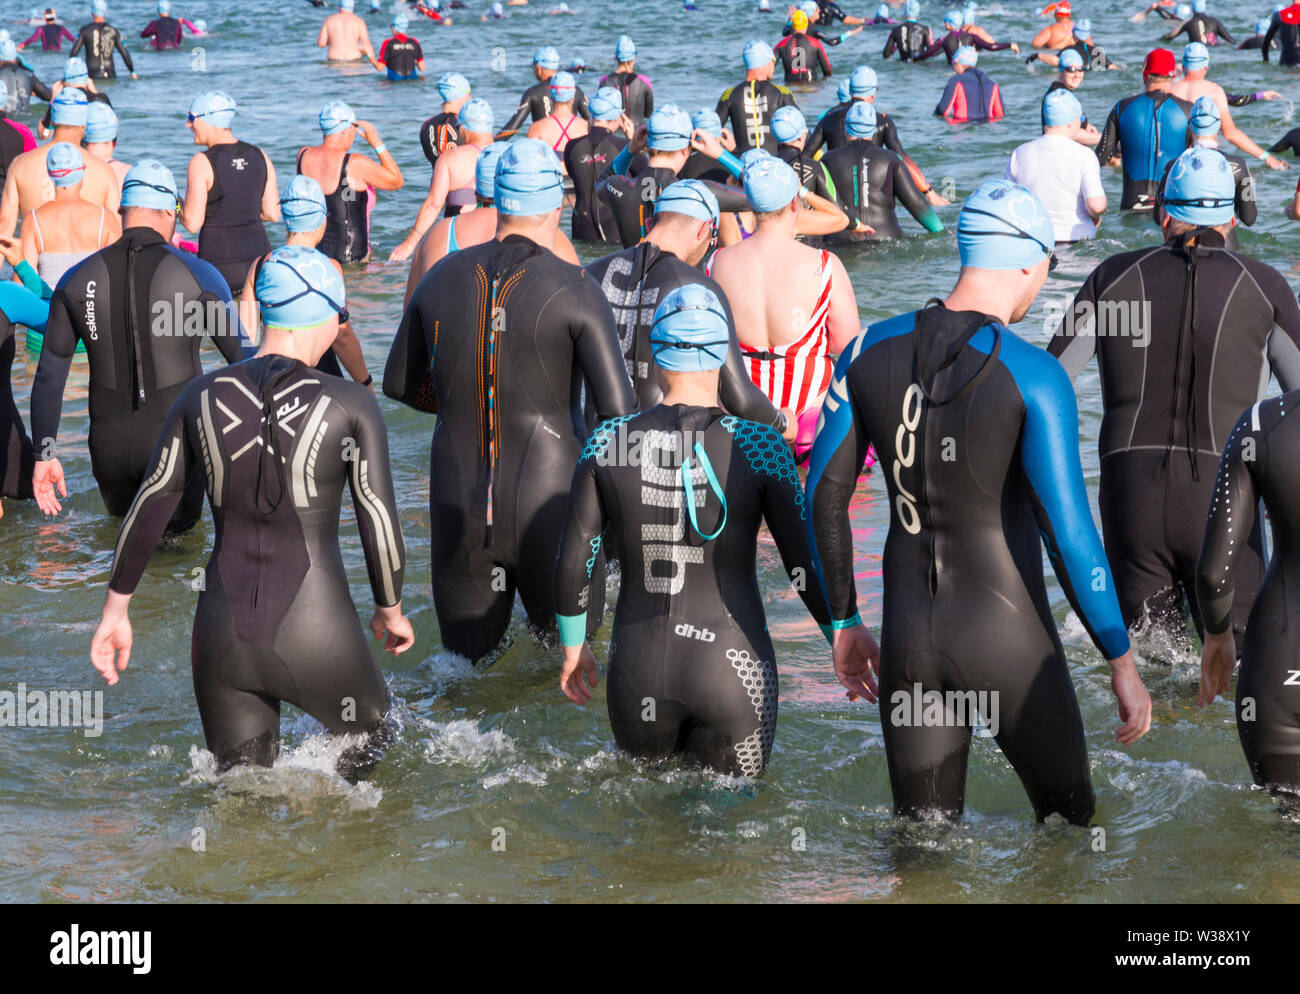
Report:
340,0,355,10
651,284,730,372
836,79,851,102
319,99,356,135
1175,2,1191,18
771,105,807,143
474,141,510,198
690,107,721,136
648,104,693,151
392,14,409,31
1188,94,1220,135
280,174,328,233
193,18,206,31
257,245,346,331
0,39,15,63
845,100,878,137
1183,41,1209,68
1059,48,1084,70
740,148,770,170
1192,0,1206,12
92,0,108,15
655,178,720,224
963,7,976,25
1042,87,1082,127
438,71,470,102
800,0,819,15
1072,18,1090,38
743,154,800,212
158,0,170,13
121,159,179,211
905,0,920,20
458,97,493,133
957,180,1054,270
1256,18,1271,34
615,35,636,61
189,90,236,129
46,142,84,187
1163,146,1234,224
944,9,962,28
849,64,877,96
549,70,576,103
954,45,978,66
743,39,775,69
84,101,118,142
64,57,89,84
878,4,892,19
533,45,561,70
50,87,88,127
589,86,624,120
493,138,565,215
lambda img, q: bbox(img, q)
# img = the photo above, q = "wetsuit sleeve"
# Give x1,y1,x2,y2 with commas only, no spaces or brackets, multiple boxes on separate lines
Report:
913,35,947,60
1047,270,1100,378
566,279,637,419
1212,17,1234,42
28,288,79,457
1013,346,1131,659
805,115,829,157
1265,278,1300,390
382,296,436,412
879,115,906,157
969,35,1008,52
884,27,899,58
1163,19,1190,40
345,389,406,607
106,392,196,594
817,40,833,76
935,76,959,117
70,31,84,56
497,100,531,140
1225,91,1258,107
1195,407,1262,635
553,447,607,647
1269,128,1300,154
29,73,52,102
115,32,135,72
1096,102,1121,163
1264,17,1280,61
575,87,591,122
140,22,156,39
702,178,751,215
893,157,943,232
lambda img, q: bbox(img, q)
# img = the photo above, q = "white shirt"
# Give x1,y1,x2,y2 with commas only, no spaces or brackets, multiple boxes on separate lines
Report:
1004,132,1105,242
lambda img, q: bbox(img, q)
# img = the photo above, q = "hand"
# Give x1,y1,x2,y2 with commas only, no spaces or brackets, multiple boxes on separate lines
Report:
1109,651,1152,746
851,219,877,238
33,459,67,516
1261,90,1283,100
89,592,132,686
131,73,139,80
1197,629,1236,707
779,407,797,443
355,119,380,146
560,642,598,704
370,603,414,653
0,235,23,268
719,128,737,152
690,128,725,160
1266,154,1288,170
926,189,950,207
1010,42,1020,54
388,239,415,262
833,624,880,703
628,122,648,155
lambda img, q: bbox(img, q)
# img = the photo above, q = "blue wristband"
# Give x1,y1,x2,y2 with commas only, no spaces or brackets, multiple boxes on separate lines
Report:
717,149,743,179
557,613,588,649
831,613,863,630
611,145,634,176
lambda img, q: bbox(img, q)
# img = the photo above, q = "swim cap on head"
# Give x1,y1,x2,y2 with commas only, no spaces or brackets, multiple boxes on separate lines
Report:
905,0,920,20
84,101,118,142
257,245,346,331
1175,2,1191,18
1042,87,1082,127
849,64,877,96
91,0,107,14
474,141,510,198
845,99,878,137
647,104,693,151
956,179,1054,271
280,174,328,233
615,34,636,61
1072,18,1090,38
157,0,170,13
1188,94,1220,135
493,138,565,215
533,45,561,69
340,0,354,9
193,17,205,31
64,56,88,84
792,10,810,31
686,108,718,138
589,86,624,120
1163,146,1234,225
549,70,576,103
944,9,962,28
963,8,976,25
491,0,503,12
771,105,807,143
46,142,84,187
458,97,493,133
1192,0,1206,12
318,99,356,135
1256,17,1271,34
437,71,470,102
655,178,720,224
740,147,770,170
879,4,892,20
189,90,236,129
1142,48,1177,76
837,79,851,102
800,0,818,12
50,87,88,127
650,284,730,372
1182,41,1209,69
1059,48,1084,70
743,155,800,212
0,39,15,62
392,14,408,31
1055,0,1070,13
121,159,179,210
954,45,978,66
743,39,775,69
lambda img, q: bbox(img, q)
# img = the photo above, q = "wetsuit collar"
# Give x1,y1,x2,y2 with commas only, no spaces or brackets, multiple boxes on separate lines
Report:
1164,226,1228,256
121,226,169,247
913,299,1002,406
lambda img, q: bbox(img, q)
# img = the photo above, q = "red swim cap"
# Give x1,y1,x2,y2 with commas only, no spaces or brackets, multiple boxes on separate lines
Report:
1142,48,1177,77
1056,1,1071,17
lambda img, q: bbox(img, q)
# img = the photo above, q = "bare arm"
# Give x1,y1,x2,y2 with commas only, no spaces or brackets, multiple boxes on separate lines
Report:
1085,195,1107,222
239,261,260,345
317,20,329,47
332,319,371,386
260,151,281,222
1218,97,1286,169
0,169,21,240
180,151,212,234
388,156,451,261
348,121,404,190
20,212,38,273
794,188,850,237
825,252,859,354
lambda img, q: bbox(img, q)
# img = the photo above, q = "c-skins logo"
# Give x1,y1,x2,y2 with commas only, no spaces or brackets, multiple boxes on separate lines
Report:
84,280,99,341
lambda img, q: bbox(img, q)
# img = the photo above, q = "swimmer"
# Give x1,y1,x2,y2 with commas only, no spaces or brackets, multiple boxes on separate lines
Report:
565,86,630,242
1239,17,1276,50
1006,90,1106,242
497,46,591,140
883,0,934,61
18,8,74,52
554,284,843,776
715,146,850,245
870,4,896,27
181,92,280,293
37,57,111,138
317,0,376,62
785,0,862,46
0,37,53,117
548,2,576,13
368,15,424,80
934,47,1005,123
1029,19,1121,70
389,98,493,261
775,10,834,83
1155,96,1255,249
384,139,637,665
81,102,129,190
483,3,506,21
771,106,836,205
916,9,1019,64
420,72,472,170
677,107,736,184
0,233,47,516
1031,0,1073,49
527,72,588,160
815,0,864,28
1169,43,1286,170
20,142,119,289
715,40,797,154
1164,0,1233,45
1264,3,1300,66
296,100,403,264
0,80,36,190
1041,49,1100,146
29,160,248,532
598,36,653,127
91,243,412,783
71,1,136,79
140,1,185,51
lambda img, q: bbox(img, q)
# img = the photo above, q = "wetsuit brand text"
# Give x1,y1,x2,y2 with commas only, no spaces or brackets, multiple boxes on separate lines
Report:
49,925,151,974
640,431,704,595
893,383,923,535
674,622,716,642
84,280,98,341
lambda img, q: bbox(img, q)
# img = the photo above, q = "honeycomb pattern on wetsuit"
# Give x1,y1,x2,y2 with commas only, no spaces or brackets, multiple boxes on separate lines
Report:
721,416,806,520
728,647,778,777
581,414,637,463
585,534,603,579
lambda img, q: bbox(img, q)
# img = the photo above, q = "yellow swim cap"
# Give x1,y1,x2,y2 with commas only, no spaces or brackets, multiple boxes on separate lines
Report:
792,9,809,31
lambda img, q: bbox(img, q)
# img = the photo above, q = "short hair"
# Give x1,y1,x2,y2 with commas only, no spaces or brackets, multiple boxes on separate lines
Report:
1164,217,1233,238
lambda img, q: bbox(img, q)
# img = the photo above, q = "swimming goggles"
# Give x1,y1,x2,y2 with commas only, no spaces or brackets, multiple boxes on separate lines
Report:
960,205,1058,270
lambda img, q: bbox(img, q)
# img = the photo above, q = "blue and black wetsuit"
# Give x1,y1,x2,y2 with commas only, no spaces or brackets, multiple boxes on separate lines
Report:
554,405,832,777
820,138,943,240
1096,89,1192,209
807,302,1131,823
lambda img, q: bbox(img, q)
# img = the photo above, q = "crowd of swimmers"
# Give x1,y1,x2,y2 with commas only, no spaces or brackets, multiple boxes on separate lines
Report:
4,0,1300,826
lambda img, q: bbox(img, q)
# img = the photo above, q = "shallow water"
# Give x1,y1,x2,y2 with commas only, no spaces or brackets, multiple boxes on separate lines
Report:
4,0,1300,903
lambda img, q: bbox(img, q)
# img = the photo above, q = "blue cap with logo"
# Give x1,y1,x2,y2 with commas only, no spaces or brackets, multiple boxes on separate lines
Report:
84,101,118,142
743,154,800,212
437,71,470,102
280,175,328,233
189,90,236,129
590,86,624,121
50,87,88,127
46,142,85,187
319,99,356,135
493,138,565,215
956,180,1055,270
64,56,89,85
533,45,561,70
651,284,731,372
770,105,807,143
690,107,721,136
1188,94,1220,135
474,141,511,199
648,104,693,151
615,35,636,61
743,39,776,69
849,64,878,96
257,245,346,331
121,159,179,211
655,179,721,224
845,99,878,137
458,97,494,134
1043,88,1083,127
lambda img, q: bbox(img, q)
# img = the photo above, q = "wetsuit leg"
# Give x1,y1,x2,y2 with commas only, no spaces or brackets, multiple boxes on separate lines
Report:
431,528,518,663
211,259,254,296
0,332,35,499
1236,621,1300,791
1099,452,1185,632
606,627,690,761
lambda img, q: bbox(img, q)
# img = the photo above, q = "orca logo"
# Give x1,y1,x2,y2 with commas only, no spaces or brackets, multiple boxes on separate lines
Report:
893,383,923,535
674,622,716,642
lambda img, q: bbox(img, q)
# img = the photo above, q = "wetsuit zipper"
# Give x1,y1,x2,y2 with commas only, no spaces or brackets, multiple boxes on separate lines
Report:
1165,251,1195,472
484,272,501,536
126,242,146,409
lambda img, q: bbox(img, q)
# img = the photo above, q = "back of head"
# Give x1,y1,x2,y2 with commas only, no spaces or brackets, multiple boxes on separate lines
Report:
493,138,565,218
792,10,810,32
50,86,88,128
280,174,328,234
1142,47,1177,82
648,104,693,152
121,158,179,224
1162,146,1234,226
743,155,800,216
849,64,877,98
474,141,510,200
654,178,720,228
845,100,877,138
905,0,920,20
458,97,494,135
590,87,624,121
64,56,89,86
943,9,963,30
770,105,806,144
615,35,636,62
742,39,775,71
1042,88,1082,129
651,284,730,372
953,46,978,68
956,179,1053,271
189,90,237,130
533,45,561,71
549,70,576,104
437,71,471,103
1182,41,1209,72
46,141,84,188
1188,94,1220,137
319,99,356,136
256,244,345,332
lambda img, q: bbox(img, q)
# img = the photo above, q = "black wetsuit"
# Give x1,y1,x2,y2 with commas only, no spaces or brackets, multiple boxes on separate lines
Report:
1197,391,1300,789
1096,90,1192,210
29,227,246,531
677,150,730,183
0,312,34,500
419,110,459,168
555,406,831,776
198,141,272,292
1156,150,1255,250
1043,80,1089,129
0,62,52,115
564,125,627,243
378,33,423,79
297,150,369,264
596,161,748,249
497,79,591,139
1264,10,1300,66
598,70,654,125
1268,127,1300,156
140,16,184,50
1049,229,1300,642
715,79,797,154
805,103,908,158
774,31,833,83
585,242,785,428
106,354,403,781
1166,13,1233,45
915,29,1013,65
816,0,852,25
37,84,110,134
71,21,135,78
807,303,1132,823
1238,35,1274,51
775,143,835,202
883,21,933,60
821,138,941,240
383,234,637,663
783,23,851,46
